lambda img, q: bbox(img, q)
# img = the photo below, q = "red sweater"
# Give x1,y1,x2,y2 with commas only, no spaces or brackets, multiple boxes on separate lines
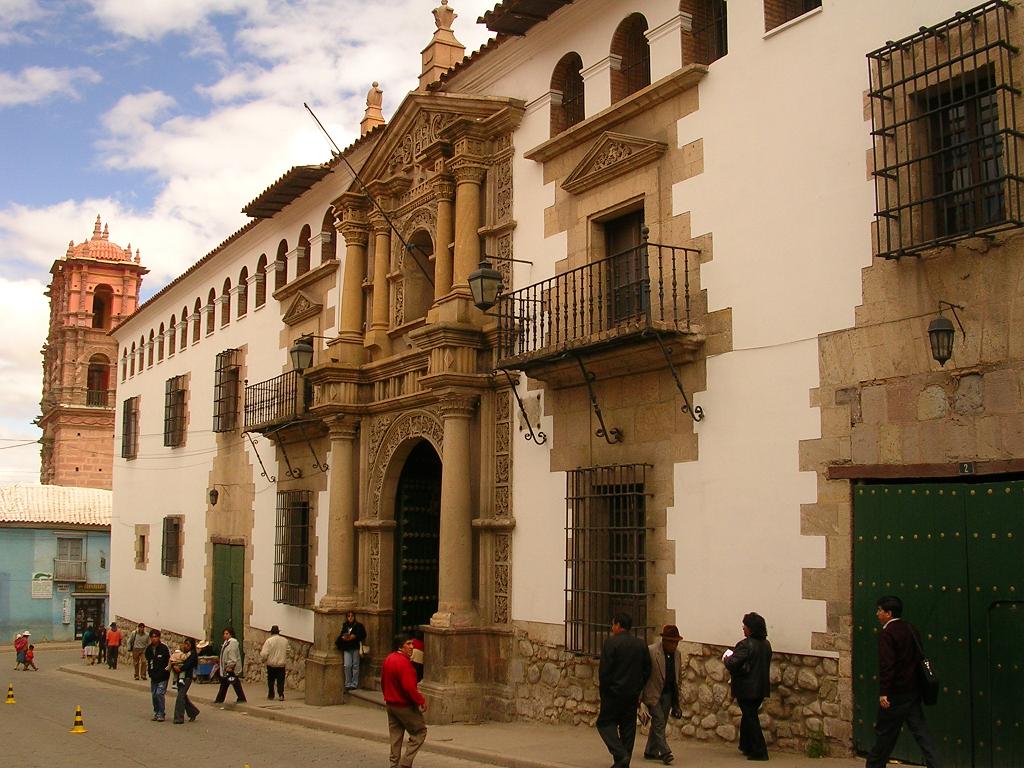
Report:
381,651,424,708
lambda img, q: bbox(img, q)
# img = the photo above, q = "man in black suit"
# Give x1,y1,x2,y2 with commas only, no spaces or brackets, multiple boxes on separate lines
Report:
865,595,941,768
597,612,652,768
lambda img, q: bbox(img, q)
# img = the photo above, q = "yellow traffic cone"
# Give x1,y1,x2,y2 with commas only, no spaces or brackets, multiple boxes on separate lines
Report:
69,705,88,733
4,683,14,704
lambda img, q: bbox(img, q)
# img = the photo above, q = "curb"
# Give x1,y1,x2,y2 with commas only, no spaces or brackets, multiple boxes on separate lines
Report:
58,665,576,768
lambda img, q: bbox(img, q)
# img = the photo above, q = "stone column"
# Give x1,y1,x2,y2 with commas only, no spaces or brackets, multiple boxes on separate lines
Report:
371,216,391,331
433,175,455,302
337,216,369,344
451,164,487,291
320,415,359,610
433,394,478,627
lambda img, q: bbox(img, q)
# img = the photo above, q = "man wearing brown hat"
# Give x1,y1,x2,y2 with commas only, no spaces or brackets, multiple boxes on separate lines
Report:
642,625,683,764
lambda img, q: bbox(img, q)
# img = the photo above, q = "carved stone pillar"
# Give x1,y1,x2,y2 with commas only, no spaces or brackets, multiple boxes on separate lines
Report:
320,415,359,610
434,175,455,301
433,394,478,627
337,207,369,362
367,214,392,354
451,164,487,291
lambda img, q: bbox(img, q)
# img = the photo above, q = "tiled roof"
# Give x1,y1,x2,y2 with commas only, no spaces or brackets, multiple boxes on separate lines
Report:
242,164,334,219
0,485,112,527
478,0,574,35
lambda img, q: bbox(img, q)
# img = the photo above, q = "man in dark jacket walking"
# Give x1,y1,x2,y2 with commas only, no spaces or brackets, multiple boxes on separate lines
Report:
597,613,651,768
144,629,171,722
865,596,940,768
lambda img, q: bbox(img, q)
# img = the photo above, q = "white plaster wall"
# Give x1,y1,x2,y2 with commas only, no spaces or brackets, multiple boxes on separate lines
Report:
111,176,349,644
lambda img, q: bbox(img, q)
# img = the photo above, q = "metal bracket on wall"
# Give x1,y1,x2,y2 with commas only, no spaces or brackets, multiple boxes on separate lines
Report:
296,421,330,473
573,354,623,444
244,432,277,483
647,330,704,422
497,368,547,445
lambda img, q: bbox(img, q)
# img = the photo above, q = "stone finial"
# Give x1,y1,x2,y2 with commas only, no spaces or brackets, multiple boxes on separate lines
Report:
66,240,74,258
102,223,109,240
420,0,465,90
360,81,386,136
135,248,140,264
433,0,455,31
92,215,102,239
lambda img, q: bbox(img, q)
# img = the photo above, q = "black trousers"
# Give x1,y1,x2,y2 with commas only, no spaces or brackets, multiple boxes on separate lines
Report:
865,695,941,768
214,673,247,703
597,695,638,767
266,666,285,698
738,697,768,759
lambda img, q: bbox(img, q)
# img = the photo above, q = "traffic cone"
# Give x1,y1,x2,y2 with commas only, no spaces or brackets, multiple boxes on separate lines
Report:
4,683,14,704
69,705,88,733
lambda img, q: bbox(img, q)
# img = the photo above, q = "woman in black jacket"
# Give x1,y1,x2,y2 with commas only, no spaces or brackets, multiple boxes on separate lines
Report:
172,637,201,724
723,612,772,761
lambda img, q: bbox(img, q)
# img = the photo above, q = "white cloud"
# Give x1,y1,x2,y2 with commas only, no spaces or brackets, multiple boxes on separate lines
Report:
0,0,45,44
0,66,101,106
86,0,256,40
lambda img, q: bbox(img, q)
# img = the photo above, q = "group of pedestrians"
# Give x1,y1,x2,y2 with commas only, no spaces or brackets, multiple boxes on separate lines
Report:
11,631,37,671
597,612,774,767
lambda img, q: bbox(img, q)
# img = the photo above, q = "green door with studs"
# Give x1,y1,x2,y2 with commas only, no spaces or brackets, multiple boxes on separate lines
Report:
853,479,1024,768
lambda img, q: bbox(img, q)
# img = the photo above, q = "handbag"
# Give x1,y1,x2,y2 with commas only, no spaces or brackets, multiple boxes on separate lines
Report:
911,628,939,706
360,643,370,657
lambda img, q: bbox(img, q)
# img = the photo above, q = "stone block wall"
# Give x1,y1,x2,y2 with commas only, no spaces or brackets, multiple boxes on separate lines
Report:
509,629,845,756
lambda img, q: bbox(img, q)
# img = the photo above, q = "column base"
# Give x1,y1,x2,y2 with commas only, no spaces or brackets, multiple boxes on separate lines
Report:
430,604,479,628
420,625,514,724
304,651,345,706
364,328,392,356
428,290,482,325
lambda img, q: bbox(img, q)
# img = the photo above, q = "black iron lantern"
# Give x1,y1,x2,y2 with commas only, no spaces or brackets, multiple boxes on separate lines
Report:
928,315,955,366
208,488,219,506
468,260,503,311
289,337,314,372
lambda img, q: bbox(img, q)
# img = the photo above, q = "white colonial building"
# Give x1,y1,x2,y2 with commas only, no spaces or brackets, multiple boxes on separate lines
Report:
112,2,1024,765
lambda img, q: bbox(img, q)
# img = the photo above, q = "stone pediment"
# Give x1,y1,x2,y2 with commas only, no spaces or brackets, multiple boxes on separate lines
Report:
282,291,322,326
561,131,667,195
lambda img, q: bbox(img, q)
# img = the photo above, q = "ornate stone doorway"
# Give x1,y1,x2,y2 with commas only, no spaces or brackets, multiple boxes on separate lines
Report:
393,439,441,633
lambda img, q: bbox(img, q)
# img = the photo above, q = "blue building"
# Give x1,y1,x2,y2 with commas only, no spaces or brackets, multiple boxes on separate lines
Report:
0,485,111,642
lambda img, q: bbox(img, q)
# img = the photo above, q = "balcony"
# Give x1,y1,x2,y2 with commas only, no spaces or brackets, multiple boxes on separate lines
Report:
494,240,703,385
53,558,87,582
244,370,311,433
86,389,109,407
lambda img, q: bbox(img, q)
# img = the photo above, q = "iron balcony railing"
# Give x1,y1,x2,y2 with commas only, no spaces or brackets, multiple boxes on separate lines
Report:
244,370,309,431
86,389,109,407
495,240,696,364
53,558,87,582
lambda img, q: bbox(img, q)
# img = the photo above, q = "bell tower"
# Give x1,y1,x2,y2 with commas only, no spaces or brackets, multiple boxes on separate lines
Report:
37,215,147,488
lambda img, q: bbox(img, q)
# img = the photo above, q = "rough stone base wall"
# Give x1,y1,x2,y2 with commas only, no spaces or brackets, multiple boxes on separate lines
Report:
510,629,846,757
114,616,312,693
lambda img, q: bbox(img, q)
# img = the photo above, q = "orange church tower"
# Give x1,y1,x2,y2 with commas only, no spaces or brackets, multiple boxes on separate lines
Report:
38,215,147,489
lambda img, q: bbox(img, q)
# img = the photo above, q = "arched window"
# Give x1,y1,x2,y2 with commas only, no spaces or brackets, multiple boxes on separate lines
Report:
87,354,110,406
275,240,288,290
296,225,311,276
180,306,190,351
221,278,232,326
121,349,128,382
168,315,177,355
129,343,136,377
157,323,165,361
320,209,336,262
610,13,651,102
137,335,145,372
237,267,249,317
403,229,436,321
192,299,202,343
255,255,268,308
92,284,114,329
681,0,727,65
206,288,216,335
550,52,585,136
147,330,155,367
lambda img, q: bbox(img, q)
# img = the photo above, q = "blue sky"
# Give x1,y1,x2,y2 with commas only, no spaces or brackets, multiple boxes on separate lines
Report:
0,0,496,483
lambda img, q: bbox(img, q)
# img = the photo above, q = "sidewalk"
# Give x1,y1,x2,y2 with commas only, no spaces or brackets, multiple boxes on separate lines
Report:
60,661,863,768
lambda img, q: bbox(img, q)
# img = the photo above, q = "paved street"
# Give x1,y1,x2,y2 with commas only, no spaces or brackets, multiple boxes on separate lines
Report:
2,647,476,768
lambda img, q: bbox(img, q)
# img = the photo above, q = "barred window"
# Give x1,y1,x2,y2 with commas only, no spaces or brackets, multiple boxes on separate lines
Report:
868,1,1023,259
161,516,182,577
763,0,820,32
121,396,139,460
213,349,241,433
275,490,312,607
550,52,585,137
682,0,728,65
163,375,187,447
610,14,651,103
566,464,652,657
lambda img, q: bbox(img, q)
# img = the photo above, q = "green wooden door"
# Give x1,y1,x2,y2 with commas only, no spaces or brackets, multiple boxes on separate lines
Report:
212,543,245,654
853,480,1024,768
393,441,441,634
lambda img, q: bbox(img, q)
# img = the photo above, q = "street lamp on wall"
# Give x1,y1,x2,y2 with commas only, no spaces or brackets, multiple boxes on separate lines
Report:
468,259,504,311
289,337,314,372
928,301,965,367
208,488,219,506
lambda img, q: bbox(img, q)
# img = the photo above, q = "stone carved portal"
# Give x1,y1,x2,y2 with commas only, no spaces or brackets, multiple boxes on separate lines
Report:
393,440,441,633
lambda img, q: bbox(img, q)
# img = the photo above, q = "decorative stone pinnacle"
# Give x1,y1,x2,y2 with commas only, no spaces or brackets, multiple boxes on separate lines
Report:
102,223,109,240
361,81,385,136
434,0,455,31
92,215,102,239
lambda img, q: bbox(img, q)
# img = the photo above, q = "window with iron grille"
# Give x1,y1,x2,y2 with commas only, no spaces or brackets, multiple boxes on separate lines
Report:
213,349,240,433
611,14,651,102
868,1,1023,259
121,396,140,459
163,375,187,447
565,464,652,657
161,516,182,577
683,0,728,65
275,490,312,606
763,0,820,32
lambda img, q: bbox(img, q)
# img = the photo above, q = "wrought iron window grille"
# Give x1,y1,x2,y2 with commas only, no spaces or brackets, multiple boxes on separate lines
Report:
160,516,182,578
274,490,312,607
868,0,1023,260
163,375,187,447
213,349,241,433
121,396,139,459
565,463,653,657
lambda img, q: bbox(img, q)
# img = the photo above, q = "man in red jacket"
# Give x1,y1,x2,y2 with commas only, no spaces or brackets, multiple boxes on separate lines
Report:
381,633,428,768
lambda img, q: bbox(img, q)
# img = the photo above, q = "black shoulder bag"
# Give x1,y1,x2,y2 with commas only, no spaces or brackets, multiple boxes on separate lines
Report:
911,628,939,706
